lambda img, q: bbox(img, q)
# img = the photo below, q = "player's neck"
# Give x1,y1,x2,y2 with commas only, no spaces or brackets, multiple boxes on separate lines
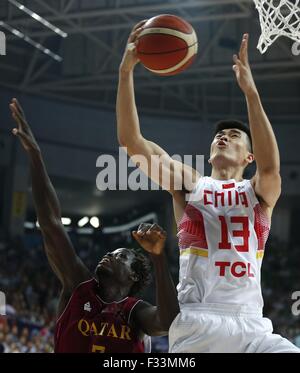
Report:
97,280,130,303
211,167,244,182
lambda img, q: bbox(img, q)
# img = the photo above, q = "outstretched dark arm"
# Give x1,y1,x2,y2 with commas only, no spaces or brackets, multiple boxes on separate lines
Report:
132,224,179,336
10,98,91,292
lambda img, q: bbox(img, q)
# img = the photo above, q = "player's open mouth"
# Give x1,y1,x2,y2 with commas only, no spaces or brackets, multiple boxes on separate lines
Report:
217,141,227,147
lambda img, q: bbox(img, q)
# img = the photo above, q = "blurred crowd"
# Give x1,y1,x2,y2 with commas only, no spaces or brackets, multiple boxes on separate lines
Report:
0,230,299,353
0,234,58,353
261,236,300,344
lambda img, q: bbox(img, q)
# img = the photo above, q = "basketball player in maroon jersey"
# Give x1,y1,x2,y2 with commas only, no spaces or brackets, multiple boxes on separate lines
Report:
117,23,299,352
10,98,179,353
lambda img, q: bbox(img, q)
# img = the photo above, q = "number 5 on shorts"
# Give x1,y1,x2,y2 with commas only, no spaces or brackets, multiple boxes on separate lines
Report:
92,344,106,353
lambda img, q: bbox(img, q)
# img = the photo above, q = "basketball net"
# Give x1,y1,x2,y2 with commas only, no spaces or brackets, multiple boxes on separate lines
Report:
254,0,300,53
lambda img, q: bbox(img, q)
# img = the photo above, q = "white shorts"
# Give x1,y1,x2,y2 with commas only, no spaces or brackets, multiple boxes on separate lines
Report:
169,304,300,353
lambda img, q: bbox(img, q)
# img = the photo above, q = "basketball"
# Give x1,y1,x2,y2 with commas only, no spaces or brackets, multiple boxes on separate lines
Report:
136,14,198,76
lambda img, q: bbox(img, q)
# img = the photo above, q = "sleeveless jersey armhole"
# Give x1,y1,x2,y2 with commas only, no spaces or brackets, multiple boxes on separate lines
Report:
56,278,95,324
247,180,271,226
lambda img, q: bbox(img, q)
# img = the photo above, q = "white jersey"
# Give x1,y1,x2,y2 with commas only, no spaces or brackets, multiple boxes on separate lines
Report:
177,176,270,313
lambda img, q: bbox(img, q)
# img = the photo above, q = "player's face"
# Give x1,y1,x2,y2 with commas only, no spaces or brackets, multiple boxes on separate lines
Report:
210,128,251,168
95,248,137,283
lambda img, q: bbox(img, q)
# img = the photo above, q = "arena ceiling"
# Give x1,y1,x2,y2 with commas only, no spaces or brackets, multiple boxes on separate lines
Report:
1,0,300,123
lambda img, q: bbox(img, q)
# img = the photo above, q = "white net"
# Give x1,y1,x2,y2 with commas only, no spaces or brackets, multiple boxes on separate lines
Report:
254,0,300,53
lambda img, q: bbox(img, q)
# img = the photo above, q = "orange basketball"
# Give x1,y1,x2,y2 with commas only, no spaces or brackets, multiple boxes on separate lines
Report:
136,14,198,76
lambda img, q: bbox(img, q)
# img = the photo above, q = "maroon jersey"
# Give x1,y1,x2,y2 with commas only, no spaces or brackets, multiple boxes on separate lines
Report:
55,278,146,353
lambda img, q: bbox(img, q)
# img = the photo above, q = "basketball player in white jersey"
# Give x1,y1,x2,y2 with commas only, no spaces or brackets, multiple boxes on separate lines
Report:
117,22,299,353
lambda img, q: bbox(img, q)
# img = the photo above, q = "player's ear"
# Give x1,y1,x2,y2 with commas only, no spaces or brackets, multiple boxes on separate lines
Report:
130,272,139,282
208,158,212,164
247,153,255,164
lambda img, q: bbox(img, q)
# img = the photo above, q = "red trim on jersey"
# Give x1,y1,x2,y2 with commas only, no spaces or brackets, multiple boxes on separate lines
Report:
254,204,270,251
178,204,208,250
222,183,235,189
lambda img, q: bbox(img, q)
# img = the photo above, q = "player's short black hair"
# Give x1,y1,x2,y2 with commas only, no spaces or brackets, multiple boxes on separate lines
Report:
129,250,152,296
214,119,253,152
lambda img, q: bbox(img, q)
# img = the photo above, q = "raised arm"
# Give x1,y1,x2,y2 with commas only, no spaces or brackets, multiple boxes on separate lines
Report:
131,223,179,336
117,22,200,196
10,99,91,292
233,34,281,217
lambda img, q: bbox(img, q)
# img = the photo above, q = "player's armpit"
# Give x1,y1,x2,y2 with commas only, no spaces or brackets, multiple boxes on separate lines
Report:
56,288,73,319
252,171,281,215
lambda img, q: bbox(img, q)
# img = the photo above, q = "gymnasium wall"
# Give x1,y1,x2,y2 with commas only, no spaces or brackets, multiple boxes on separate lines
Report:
0,88,300,195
